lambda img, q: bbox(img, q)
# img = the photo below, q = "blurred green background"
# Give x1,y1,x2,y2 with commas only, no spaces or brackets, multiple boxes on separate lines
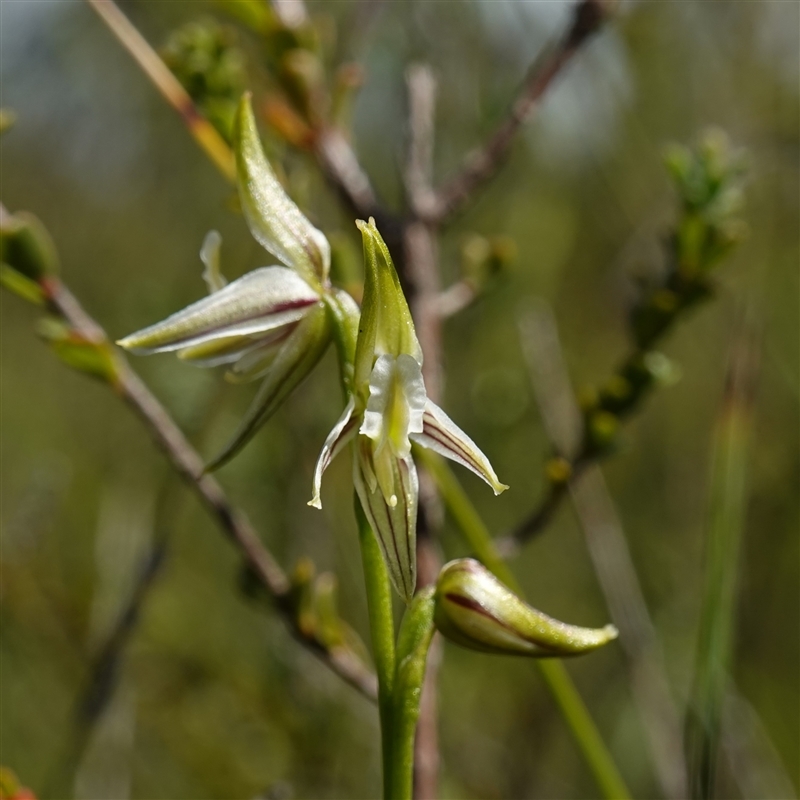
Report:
1,1,797,798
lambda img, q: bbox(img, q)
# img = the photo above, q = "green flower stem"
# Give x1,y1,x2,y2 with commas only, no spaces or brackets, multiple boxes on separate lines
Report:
355,499,397,798
390,588,436,799
416,447,631,800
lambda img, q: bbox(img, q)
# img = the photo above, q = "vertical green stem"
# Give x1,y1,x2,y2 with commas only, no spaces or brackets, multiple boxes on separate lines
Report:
390,588,436,799
355,499,397,798
417,447,631,800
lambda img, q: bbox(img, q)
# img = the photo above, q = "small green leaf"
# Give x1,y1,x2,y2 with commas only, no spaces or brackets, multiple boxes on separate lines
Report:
37,318,120,386
0,262,45,305
0,210,59,281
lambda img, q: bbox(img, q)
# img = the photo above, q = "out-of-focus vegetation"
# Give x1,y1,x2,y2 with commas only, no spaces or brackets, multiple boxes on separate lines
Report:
1,1,797,798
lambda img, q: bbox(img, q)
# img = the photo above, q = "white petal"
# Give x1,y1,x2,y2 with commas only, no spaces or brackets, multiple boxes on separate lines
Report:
308,396,357,509
360,353,426,459
200,230,227,293
354,442,418,603
411,400,509,495
117,267,319,354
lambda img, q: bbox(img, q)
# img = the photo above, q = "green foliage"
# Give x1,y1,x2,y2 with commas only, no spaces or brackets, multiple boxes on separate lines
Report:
162,18,247,143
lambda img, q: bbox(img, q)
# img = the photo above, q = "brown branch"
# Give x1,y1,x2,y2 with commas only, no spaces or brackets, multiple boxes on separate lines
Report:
423,0,612,224
515,300,688,800
314,128,380,217
405,64,438,218
43,277,378,702
402,63,444,800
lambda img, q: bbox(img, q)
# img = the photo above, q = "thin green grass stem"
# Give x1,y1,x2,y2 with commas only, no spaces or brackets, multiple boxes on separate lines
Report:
686,344,755,799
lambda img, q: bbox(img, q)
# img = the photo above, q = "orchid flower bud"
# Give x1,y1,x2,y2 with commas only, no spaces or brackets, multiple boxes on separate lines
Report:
434,559,618,657
309,220,507,602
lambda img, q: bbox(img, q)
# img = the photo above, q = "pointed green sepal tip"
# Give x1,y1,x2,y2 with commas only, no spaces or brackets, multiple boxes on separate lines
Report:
434,558,618,658
353,217,421,391
233,92,329,287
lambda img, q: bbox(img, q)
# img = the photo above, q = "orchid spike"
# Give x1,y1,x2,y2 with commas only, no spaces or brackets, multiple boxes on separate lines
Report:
309,219,507,602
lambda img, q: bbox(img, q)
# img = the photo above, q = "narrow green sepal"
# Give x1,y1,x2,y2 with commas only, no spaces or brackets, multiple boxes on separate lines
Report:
0,263,45,305
207,301,331,469
353,218,422,392
233,92,329,287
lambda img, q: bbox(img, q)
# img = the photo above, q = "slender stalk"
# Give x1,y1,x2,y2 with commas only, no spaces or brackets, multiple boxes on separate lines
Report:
424,0,611,223
85,0,236,182
40,277,378,700
355,500,397,797
519,300,688,799
686,333,758,799
537,660,631,800
390,588,436,799
417,447,631,800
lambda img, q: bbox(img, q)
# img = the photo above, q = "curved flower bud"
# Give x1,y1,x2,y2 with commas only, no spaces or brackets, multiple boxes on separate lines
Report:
434,559,618,657
234,93,330,288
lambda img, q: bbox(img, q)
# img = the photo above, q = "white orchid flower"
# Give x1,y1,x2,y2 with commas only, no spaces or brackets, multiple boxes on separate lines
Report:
118,93,332,468
309,218,508,602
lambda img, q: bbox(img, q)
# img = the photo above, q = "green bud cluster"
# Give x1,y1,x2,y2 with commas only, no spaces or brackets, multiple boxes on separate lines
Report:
162,18,247,143
574,130,746,462
632,128,747,350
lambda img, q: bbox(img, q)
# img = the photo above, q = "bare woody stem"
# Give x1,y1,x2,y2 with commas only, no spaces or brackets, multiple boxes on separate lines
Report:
43,277,378,701
422,0,612,224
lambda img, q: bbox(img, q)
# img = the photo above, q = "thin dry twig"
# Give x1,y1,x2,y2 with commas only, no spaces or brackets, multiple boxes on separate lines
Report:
434,280,478,319
86,0,235,182
314,128,380,217
403,63,444,800
423,0,611,224
43,278,378,702
516,299,688,800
